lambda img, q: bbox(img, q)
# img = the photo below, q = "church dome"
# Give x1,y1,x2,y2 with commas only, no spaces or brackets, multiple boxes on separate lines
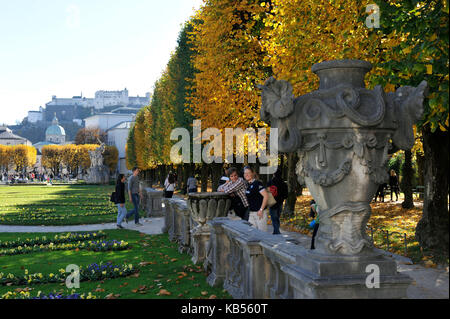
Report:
46,125,66,136
45,114,66,136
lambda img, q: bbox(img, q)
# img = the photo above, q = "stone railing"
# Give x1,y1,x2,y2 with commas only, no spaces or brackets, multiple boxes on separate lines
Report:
139,185,164,217
160,193,411,299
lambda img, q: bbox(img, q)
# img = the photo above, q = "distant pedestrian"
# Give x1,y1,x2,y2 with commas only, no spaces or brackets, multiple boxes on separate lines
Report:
244,166,269,231
126,167,143,226
389,170,399,202
267,168,288,235
115,174,127,229
186,175,198,194
218,167,249,220
164,172,176,198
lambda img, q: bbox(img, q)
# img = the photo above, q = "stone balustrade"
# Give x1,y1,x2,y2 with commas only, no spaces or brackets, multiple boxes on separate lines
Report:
160,193,410,299
139,185,164,218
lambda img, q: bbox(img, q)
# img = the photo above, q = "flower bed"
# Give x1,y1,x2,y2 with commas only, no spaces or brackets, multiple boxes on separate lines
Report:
0,262,137,286
1,291,97,299
0,239,129,256
0,231,106,249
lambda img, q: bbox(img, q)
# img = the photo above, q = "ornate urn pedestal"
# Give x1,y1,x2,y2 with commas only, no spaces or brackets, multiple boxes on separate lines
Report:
260,60,427,298
187,192,231,265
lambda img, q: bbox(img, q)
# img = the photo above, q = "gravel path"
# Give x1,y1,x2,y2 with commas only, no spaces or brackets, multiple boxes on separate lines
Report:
0,217,165,235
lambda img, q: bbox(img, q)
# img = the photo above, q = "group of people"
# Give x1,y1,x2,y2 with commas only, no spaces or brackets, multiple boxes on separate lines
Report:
114,166,143,229
217,166,288,235
374,169,400,202
113,165,320,250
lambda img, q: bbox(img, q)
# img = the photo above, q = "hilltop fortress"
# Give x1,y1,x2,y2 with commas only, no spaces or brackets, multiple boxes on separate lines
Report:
13,88,150,144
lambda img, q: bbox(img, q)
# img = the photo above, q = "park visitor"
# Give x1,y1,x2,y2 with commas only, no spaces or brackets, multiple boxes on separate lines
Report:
218,167,249,220
389,170,400,202
186,175,198,193
164,172,176,198
126,166,143,226
115,174,127,229
266,168,288,235
309,200,320,250
218,167,230,187
243,166,269,231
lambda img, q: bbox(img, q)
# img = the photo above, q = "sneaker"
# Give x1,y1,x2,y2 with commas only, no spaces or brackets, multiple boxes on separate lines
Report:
135,222,143,226
117,224,124,229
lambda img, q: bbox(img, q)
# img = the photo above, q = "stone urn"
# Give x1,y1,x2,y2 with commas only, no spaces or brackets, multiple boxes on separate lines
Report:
259,60,427,297
187,192,231,264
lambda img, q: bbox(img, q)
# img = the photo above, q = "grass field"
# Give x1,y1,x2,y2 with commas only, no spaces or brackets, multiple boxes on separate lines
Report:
0,185,123,225
0,230,231,299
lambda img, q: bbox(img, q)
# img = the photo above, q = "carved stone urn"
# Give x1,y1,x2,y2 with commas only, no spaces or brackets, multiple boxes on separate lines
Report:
187,192,231,264
259,60,427,297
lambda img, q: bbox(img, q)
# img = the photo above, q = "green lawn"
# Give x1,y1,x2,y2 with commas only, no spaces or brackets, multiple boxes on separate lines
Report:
0,185,128,225
0,230,231,299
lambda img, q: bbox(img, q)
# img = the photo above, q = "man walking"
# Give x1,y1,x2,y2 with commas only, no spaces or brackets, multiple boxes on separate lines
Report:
126,166,143,226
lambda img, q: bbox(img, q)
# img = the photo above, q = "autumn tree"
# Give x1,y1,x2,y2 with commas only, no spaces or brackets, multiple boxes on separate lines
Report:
42,145,63,175
370,0,449,253
75,127,107,145
9,145,36,173
103,145,119,174
0,145,14,174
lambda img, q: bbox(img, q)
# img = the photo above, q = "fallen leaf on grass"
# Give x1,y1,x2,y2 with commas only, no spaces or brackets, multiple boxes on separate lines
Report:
105,293,121,299
201,291,208,296
139,261,156,266
95,288,105,292
158,289,171,296
209,295,217,299
119,282,129,288
129,272,140,278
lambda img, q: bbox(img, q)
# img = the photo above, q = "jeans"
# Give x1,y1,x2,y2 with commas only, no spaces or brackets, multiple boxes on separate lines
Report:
269,206,282,234
117,203,127,226
126,193,140,224
311,223,320,249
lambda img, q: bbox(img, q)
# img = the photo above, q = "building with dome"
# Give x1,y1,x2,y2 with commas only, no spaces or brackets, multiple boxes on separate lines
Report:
45,114,66,144
33,115,68,153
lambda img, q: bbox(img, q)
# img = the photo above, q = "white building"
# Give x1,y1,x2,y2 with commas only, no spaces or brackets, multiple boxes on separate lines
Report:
84,113,135,132
27,106,44,123
46,88,150,110
45,115,66,144
107,121,134,174
0,127,32,146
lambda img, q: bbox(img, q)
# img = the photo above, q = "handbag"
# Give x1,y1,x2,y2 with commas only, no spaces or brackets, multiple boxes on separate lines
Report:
266,188,277,207
110,191,117,203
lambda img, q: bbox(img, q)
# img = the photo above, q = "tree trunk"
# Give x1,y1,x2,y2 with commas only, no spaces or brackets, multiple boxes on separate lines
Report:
401,150,414,209
415,127,449,254
211,162,223,192
200,163,208,192
284,152,302,216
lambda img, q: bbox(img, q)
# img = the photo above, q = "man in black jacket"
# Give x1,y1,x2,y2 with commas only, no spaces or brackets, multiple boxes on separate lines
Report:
267,168,288,235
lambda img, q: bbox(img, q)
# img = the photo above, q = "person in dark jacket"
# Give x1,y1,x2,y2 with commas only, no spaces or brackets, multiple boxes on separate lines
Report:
266,168,288,234
115,174,127,229
389,170,399,202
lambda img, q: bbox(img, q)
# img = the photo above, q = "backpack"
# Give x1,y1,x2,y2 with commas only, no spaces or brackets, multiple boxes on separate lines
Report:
110,191,117,203
269,185,278,197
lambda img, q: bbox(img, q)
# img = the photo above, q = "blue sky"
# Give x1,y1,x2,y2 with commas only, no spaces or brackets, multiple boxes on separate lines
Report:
0,0,203,125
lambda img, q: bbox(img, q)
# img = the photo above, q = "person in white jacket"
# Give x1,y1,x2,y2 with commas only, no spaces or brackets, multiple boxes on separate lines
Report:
164,172,176,198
